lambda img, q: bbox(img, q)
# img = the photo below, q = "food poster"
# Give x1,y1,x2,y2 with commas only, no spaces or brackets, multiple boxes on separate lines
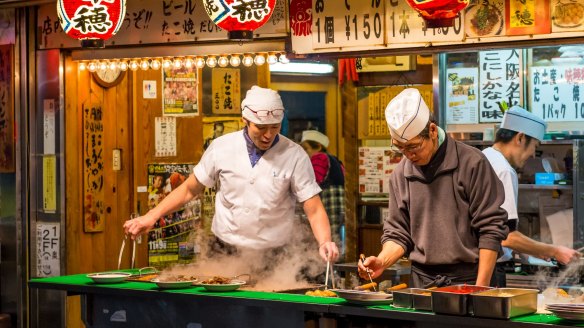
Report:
162,65,199,116
211,68,241,115
551,0,584,32
505,0,550,35
202,117,245,150
358,147,402,195
445,68,479,124
147,163,201,267
479,49,522,123
530,64,584,122
465,0,505,38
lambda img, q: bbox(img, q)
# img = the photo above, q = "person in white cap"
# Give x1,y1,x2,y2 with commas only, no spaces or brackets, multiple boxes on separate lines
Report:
300,130,346,260
482,106,580,287
358,88,509,288
125,86,339,266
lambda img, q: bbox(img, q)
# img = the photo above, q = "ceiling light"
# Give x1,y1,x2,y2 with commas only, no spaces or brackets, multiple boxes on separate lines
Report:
98,61,108,71
119,61,128,71
162,59,172,69
150,59,161,70
218,55,229,67
129,60,139,71
242,54,254,67
140,60,150,70
230,55,241,67
195,57,205,69
254,54,266,66
87,62,97,72
78,62,87,71
269,62,334,75
206,56,217,68
267,53,278,65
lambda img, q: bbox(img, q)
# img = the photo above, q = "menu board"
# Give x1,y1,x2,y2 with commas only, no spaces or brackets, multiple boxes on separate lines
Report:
445,67,479,124
358,147,402,195
479,49,522,123
530,65,584,122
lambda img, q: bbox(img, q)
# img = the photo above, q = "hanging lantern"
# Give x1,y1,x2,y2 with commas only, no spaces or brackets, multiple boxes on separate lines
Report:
405,0,469,28
57,0,126,48
203,0,277,41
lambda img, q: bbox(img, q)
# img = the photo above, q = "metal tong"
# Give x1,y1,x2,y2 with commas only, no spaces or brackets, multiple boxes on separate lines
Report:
117,213,138,270
324,259,336,290
359,253,376,291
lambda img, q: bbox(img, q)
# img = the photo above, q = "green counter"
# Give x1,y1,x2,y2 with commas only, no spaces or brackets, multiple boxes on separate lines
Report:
29,272,583,328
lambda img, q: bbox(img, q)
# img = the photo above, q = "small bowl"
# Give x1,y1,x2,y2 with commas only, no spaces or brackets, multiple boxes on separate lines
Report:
87,272,132,284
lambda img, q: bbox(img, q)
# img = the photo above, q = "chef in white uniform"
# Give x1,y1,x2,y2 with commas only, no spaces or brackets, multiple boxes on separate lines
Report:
482,106,580,287
124,86,339,262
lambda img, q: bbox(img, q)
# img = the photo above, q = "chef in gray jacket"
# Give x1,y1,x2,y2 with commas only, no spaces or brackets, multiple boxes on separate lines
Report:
358,88,509,288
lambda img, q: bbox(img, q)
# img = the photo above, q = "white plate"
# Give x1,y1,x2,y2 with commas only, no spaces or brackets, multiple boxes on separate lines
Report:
151,278,197,289
195,279,246,292
87,272,132,284
330,289,392,301
548,309,584,321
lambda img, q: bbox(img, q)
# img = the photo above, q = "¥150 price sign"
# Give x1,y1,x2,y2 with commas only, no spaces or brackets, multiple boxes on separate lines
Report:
312,0,385,49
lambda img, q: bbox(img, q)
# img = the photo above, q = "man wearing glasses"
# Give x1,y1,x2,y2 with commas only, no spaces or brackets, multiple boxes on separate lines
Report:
359,88,509,288
125,86,339,266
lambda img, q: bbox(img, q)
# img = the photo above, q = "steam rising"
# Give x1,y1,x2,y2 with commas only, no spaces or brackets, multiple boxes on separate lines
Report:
158,218,329,291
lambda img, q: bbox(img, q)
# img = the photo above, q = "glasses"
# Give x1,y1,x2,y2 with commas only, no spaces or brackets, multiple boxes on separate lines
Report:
244,106,284,118
390,138,426,154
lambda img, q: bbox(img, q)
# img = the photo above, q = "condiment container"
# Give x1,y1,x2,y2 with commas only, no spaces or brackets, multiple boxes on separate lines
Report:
470,288,538,319
393,288,433,310
431,285,492,315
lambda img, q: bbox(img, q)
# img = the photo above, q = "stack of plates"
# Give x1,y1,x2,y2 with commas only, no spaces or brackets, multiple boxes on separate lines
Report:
546,303,584,321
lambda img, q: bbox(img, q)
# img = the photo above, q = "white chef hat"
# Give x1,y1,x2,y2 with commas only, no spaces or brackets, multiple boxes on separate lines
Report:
385,88,430,143
241,86,285,125
500,106,547,141
301,130,330,148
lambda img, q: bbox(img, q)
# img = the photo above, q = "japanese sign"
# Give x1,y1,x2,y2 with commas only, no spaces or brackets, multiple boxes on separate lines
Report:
203,0,277,32
83,102,105,232
358,147,402,195
162,65,198,116
479,49,522,123
39,0,287,49
211,68,241,115
311,0,385,49
386,0,465,43
530,65,584,122
36,222,60,277
155,116,177,157
0,45,14,173
57,0,126,41
445,67,479,124
43,99,56,155
505,0,550,35
42,155,57,213
147,163,200,267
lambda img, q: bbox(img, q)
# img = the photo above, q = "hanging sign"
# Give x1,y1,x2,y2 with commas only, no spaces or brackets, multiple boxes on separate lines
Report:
311,0,385,49
57,0,126,47
203,0,277,40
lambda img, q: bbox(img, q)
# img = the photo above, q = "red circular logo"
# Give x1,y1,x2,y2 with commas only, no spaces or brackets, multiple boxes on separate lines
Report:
57,0,126,40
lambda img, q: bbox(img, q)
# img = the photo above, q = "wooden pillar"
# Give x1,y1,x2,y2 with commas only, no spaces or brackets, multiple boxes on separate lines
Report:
341,81,358,263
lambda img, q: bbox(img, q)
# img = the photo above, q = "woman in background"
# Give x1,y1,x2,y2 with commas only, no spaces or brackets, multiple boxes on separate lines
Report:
301,130,346,261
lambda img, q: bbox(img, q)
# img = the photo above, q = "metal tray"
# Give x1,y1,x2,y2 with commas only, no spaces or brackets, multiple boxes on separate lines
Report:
392,288,414,308
431,285,492,315
471,288,538,319
392,288,432,310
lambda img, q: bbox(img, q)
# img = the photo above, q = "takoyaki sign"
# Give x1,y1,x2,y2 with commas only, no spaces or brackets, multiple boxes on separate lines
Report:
57,0,126,47
203,0,276,40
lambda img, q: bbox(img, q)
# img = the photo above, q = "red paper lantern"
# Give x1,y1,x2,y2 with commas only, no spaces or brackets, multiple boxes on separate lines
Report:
405,0,469,28
57,0,126,48
203,0,277,41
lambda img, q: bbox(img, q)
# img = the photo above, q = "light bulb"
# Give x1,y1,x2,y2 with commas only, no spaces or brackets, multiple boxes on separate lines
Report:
87,62,97,72
242,54,254,67
150,59,161,70
279,53,290,64
78,62,87,71
195,57,205,69
229,55,241,67
206,56,217,68
140,60,150,70
184,58,194,69
173,58,183,69
254,54,266,66
98,61,108,71
267,53,278,65
129,60,139,71
119,61,128,71
162,59,172,69
218,55,229,67
108,61,117,71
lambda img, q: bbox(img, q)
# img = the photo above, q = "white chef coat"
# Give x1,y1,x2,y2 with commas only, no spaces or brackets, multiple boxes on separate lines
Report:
482,147,518,262
194,130,322,250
